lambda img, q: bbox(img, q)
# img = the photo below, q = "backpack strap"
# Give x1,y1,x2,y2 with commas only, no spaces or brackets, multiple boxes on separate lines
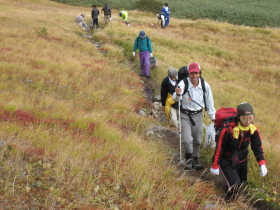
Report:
200,77,207,111
137,36,150,49
182,77,207,111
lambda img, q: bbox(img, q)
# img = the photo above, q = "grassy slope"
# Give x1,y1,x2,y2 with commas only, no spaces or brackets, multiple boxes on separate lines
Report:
0,0,279,209
55,0,280,28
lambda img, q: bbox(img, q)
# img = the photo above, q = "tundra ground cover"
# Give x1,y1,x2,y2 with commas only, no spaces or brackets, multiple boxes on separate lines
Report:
0,0,279,209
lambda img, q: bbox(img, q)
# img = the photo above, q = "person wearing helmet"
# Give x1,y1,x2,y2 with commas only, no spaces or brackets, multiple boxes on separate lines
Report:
119,11,128,24
211,102,267,201
161,68,179,128
132,31,153,78
173,62,216,170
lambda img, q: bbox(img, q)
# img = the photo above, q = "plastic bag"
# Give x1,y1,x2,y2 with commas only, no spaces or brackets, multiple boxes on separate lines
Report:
203,122,216,149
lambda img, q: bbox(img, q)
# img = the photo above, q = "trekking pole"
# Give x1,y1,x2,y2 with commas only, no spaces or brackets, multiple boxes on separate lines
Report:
177,86,184,166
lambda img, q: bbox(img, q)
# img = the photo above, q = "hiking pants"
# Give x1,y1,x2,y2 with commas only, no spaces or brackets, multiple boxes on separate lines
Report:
220,158,248,189
92,18,99,29
170,107,178,128
139,51,150,76
160,15,165,28
181,111,203,158
104,15,110,24
165,17,170,26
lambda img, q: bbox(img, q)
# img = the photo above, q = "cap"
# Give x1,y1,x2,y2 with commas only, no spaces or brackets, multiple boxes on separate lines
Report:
168,68,178,77
119,12,122,17
188,62,201,73
139,31,146,38
92,5,95,7
237,102,254,116
165,3,168,6
81,14,85,17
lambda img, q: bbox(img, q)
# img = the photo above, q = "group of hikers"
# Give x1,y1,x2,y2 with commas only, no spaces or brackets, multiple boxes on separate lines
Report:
74,3,172,30
73,3,268,201
132,26,268,200
160,63,267,200
74,4,112,31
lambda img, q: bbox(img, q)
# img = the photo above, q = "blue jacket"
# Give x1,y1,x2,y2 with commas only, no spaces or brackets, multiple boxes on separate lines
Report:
161,6,170,18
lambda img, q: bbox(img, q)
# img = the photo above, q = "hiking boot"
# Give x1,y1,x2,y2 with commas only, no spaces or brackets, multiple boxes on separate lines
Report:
184,158,192,170
192,157,203,170
145,75,150,78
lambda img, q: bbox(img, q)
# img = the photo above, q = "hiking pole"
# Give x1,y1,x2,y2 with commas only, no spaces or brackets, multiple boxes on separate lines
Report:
177,86,184,167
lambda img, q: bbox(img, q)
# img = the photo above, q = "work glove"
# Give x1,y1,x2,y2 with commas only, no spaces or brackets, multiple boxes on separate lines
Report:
132,52,135,56
110,18,112,20
260,165,267,177
210,167,219,176
150,53,153,57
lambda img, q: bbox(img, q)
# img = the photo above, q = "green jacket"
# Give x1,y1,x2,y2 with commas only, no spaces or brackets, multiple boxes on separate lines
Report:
133,36,153,53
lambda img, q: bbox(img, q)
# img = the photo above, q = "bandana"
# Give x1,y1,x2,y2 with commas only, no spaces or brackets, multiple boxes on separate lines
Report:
232,122,256,139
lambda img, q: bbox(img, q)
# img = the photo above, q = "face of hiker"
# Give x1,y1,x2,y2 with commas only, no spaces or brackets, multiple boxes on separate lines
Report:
189,72,200,86
170,76,176,81
239,111,254,127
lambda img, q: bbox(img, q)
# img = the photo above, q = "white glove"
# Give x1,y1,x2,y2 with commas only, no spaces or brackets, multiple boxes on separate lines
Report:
110,18,112,20
260,165,267,177
210,168,219,176
132,52,135,56
150,53,153,57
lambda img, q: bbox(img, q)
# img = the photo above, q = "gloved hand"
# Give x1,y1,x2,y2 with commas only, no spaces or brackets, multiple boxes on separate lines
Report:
150,53,153,57
260,165,267,177
210,167,219,175
132,52,135,56
110,18,112,20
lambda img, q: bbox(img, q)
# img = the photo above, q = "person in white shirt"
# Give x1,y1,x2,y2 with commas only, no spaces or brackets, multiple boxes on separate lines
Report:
173,62,216,170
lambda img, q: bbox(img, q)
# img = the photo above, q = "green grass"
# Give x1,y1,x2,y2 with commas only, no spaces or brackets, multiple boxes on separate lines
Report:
55,0,280,28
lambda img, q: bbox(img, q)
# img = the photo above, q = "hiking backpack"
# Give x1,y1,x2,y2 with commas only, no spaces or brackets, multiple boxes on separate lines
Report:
214,107,237,142
178,66,189,82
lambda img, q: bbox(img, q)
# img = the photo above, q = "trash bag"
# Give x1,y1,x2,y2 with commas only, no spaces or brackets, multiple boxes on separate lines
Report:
149,56,158,69
203,122,216,149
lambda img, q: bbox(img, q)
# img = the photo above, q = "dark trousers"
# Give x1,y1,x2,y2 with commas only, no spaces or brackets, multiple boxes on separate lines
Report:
220,158,248,199
92,18,99,29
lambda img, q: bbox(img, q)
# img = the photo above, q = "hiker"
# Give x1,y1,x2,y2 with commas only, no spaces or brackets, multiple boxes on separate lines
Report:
132,31,153,78
157,12,166,28
211,102,267,200
161,68,179,128
119,11,128,24
161,3,170,27
101,4,111,24
173,62,216,170
91,5,99,29
75,14,90,31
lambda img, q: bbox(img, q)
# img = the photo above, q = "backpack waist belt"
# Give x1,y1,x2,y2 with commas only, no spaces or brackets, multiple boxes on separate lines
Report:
225,148,248,169
180,108,202,115
180,109,202,126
